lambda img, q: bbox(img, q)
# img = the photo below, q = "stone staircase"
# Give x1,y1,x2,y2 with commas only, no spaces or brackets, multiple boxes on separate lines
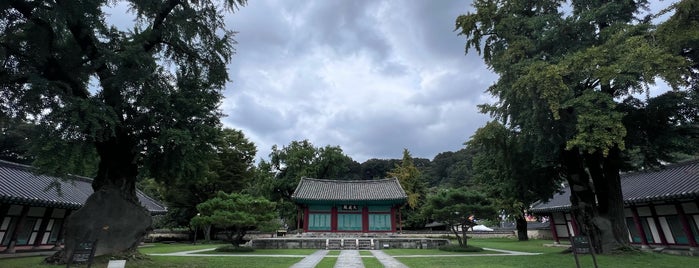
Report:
325,238,375,250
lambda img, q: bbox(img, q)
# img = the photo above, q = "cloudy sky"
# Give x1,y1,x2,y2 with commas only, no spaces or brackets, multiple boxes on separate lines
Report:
219,0,497,163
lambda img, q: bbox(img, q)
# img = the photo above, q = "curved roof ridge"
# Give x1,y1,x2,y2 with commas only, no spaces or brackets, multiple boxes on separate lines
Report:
293,177,407,204
300,177,400,183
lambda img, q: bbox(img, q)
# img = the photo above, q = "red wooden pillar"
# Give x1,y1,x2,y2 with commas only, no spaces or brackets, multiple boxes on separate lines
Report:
398,207,403,233
675,203,698,248
3,205,30,253
568,212,580,236
52,209,71,250
331,206,338,232
390,206,397,232
33,207,54,248
631,206,650,248
549,213,560,244
649,205,668,245
362,206,369,233
303,206,309,232
296,205,302,231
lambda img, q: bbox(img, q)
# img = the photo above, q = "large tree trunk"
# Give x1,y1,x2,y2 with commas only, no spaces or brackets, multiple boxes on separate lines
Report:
515,214,529,241
51,134,151,263
589,149,631,252
562,148,604,254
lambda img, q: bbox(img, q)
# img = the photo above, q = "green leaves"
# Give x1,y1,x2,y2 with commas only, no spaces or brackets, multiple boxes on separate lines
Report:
564,91,626,156
192,191,276,231
388,149,425,209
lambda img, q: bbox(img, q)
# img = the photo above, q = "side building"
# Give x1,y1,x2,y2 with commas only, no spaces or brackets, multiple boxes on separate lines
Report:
292,178,407,233
530,160,699,251
0,160,167,253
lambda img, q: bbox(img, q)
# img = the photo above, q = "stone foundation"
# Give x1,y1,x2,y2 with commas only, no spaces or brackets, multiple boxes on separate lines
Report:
250,237,449,249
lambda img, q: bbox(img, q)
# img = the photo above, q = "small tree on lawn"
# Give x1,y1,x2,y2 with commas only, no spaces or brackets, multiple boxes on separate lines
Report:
422,189,496,247
192,192,276,246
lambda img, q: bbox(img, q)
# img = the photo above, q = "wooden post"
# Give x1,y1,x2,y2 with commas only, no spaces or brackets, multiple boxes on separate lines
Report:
390,206,397,233
296,205,301,231
3,205,30,253
331,206,338,232
33,207,54,248
549,213,560,244
631,206,650,248
675,203,698,248
649,205,668,245
398,207,403,233
362,205,369,233
568,212,580,236
53,209,73,250
303,206,309,233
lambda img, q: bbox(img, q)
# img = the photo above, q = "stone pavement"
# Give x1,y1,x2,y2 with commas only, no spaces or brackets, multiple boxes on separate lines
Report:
289,250,328,268
148,247,542,267
370,250,408,268
334,250,364,268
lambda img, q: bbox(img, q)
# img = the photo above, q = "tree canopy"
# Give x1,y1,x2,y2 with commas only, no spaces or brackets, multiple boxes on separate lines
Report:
468,121,560,240
192,191,276,245
456,0,697,253
422,189,496,247
1,0,247,260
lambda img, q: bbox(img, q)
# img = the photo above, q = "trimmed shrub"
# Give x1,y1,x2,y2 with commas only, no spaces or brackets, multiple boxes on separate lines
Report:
215,245,255,252
438,245,484,252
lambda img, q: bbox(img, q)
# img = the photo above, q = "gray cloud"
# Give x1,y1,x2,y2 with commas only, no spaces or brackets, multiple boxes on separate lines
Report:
221,0,495,162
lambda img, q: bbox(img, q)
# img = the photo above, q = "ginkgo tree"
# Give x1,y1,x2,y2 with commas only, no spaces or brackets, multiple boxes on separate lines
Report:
1,0,247,261
456,0,694,253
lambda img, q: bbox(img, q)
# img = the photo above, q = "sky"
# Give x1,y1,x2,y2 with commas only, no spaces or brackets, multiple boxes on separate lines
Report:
105,0,677,164
220,0,496,163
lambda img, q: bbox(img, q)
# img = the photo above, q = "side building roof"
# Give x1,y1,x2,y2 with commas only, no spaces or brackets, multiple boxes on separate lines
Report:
0,160,167,215
530,159,699,214
292,177,408,205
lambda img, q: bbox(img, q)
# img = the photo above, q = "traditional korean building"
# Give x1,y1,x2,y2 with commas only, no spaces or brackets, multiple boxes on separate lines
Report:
292,178,407,233
0,160,167,253
530,160,699,250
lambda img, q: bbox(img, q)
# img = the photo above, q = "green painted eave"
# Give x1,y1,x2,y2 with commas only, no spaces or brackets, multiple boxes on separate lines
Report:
293,198,406,206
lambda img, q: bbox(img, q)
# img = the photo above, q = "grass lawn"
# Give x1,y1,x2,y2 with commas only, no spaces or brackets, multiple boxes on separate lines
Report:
198,248,318,255
1,239,696,268
395,238,697,268
384,248,500,255
138,242,229,254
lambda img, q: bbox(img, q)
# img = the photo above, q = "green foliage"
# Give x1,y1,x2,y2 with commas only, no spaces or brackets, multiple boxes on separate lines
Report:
388,149,426,209
620,91,699,169
456,0,698,251
269,140,359,200
0,0,248,196
656,0,699,90
422,188,496,247
425,149,476,187
157,127,258,227
192,192,276,244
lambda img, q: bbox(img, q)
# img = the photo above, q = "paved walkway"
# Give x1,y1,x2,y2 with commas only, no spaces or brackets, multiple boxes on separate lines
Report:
149,248,307,257
289,250,328,268
370,250,408,268
148,247,542,267
334,250,364,268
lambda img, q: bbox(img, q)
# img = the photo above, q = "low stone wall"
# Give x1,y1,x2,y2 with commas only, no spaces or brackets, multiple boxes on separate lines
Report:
250,237,450,249
146,230,190,242
527,229,553,240
400,231,516,239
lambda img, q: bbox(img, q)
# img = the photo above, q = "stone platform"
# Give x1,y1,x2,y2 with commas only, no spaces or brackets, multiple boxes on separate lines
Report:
250,237,449,250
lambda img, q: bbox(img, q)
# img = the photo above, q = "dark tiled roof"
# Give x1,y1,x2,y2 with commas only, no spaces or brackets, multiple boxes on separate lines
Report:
530,160,699,213
0,160,167,214
292,178,407,204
